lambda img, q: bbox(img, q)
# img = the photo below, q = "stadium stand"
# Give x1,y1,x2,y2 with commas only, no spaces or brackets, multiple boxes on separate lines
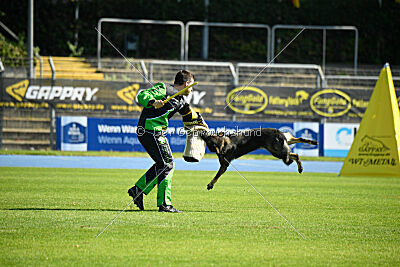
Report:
35,56,104,80
1,57,399,150
1,109,51,150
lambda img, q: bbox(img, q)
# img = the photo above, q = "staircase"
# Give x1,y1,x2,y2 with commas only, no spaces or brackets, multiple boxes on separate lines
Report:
0,109,52,150
35,56,104,80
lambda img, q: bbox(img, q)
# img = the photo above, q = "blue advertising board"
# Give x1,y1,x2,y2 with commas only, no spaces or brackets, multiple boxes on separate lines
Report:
323,123,359,157
57,116,301,155
56,116,87,151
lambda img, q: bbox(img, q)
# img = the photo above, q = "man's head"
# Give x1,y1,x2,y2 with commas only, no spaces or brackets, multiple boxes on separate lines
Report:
174,70,195,95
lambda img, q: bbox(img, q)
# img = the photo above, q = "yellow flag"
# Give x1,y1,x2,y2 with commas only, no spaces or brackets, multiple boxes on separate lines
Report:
340,63,400,177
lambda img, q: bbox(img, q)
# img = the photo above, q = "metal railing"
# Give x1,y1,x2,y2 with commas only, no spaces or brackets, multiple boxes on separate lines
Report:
96,19,360,69
0,58,4,76
326,75,400,90
185,21,271,62
48,56,56,80
35,54,43,79
235,62,326,88
148,60,237,84
97,18,185,68
271,25,359,71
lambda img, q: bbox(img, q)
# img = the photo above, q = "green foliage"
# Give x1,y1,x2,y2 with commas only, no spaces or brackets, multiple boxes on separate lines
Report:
67,41,84,57
0,33,27,66
1,167,399,265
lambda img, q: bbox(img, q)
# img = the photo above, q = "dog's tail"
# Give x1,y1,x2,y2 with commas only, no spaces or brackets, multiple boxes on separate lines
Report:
283,132,318,146
297,138,318,146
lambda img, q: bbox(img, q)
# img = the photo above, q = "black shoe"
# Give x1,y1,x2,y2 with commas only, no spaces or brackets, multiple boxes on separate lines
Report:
128,186,144,211
158,204,182,213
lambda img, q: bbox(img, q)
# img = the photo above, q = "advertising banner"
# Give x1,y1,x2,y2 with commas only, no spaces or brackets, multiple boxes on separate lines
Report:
323,123,359,157
340,65,400,177
57,117,307,155
57,116,88,151
0,78,214,115
3,78,399,122
226,85,400,122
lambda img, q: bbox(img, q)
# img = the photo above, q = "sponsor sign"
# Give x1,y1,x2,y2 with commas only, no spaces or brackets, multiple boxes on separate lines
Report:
58,116,88,151
347,135,397,167
87,118,143,151
226,86,268,114
340,65,400,176
1,78,214,115
323,123,359,157
226,86,400,121
57,117,298,155
310,89,351,117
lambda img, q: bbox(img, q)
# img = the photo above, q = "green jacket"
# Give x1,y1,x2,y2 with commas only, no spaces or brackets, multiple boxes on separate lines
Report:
137,82,189,131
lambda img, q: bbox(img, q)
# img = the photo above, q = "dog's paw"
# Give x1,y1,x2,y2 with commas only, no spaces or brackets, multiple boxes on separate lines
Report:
298,166,303,174
207,183,214,190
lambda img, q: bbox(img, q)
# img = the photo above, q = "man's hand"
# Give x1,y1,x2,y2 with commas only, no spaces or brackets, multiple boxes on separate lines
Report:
152,100,164,109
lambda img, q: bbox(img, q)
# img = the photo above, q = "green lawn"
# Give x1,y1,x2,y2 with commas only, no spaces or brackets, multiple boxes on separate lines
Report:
1,167,399,266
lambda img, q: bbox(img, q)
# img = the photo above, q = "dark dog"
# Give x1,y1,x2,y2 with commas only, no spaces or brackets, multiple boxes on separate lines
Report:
200,128,318,190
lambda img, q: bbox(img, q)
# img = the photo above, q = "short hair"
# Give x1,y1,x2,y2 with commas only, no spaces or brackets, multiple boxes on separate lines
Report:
174,70,195,85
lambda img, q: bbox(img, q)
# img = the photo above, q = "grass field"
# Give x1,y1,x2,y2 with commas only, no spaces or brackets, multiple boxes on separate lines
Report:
0,149,345,162
1,167,399,266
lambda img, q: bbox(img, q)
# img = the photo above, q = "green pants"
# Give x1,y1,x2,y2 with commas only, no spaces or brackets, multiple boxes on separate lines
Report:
135,165,174,207
136,131,175,207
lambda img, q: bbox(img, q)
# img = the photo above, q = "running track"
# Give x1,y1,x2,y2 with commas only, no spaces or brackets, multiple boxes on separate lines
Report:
0,155,342,174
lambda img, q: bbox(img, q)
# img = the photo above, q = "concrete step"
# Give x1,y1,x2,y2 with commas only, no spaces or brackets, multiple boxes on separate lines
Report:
2,139,50,145
1,139,51,150
38,72,104,80
3,116,50,122
40,56,86,62
35,56,103,80
2,128,50,134
36,67,98,73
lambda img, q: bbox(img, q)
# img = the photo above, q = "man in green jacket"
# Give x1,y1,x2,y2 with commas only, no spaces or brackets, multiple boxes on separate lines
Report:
128,70,207,213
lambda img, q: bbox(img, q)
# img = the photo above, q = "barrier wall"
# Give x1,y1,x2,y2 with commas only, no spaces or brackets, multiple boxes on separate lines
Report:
2,78,399,122
322,123,359,157
56,117,320,156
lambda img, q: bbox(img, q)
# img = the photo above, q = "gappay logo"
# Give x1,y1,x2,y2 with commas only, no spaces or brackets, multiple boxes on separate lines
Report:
348,135,396,167
117,83,208,106
6,79,98,102
310,89,351,117
117,83,140,105
226,86,268,114
358,135,389,155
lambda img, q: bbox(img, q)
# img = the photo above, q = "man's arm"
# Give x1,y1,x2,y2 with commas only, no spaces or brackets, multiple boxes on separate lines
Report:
137,83,166,108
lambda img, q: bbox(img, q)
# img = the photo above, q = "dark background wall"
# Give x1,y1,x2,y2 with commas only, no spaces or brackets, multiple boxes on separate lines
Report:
1,0,399,66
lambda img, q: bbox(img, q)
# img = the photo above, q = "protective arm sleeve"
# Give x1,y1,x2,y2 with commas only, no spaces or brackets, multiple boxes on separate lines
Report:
181,106,208,128
179,104,198,119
